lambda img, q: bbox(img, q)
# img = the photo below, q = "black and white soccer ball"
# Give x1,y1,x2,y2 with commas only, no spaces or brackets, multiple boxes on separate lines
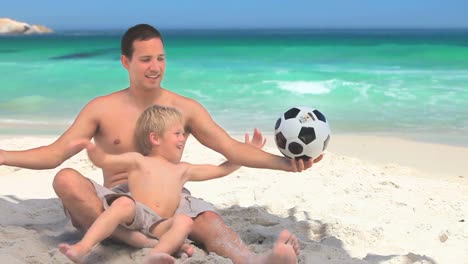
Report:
274,106,331,161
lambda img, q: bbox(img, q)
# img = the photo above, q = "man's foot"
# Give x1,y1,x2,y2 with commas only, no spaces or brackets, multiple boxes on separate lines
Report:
58,243,90,263
143,252,175,264
248,230,299,264
176,243,194,258
277,229,300,256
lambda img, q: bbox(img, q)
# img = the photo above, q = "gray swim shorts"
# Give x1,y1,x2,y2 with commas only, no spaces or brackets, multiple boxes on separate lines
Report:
102,193,164,238
64,178,215,234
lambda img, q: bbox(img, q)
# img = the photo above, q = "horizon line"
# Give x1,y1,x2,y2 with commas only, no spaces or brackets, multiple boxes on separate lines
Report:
51,26,468,31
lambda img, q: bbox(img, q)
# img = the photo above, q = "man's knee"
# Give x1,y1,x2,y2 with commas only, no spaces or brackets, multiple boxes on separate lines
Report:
53,168,80,194
53,168,94,202
53,169,101,230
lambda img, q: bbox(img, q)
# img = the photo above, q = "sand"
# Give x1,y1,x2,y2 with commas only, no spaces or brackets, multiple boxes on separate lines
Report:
0,134,467,263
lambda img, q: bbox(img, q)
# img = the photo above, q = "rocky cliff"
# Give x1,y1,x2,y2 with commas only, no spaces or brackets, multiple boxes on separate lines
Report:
0,18,53,35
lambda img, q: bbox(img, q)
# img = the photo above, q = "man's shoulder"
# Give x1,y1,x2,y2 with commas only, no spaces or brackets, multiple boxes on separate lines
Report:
88,89,128,107
167,90,200,108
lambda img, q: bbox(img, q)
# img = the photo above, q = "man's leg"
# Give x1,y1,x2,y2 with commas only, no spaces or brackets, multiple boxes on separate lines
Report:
53,168,157,248
53,168,102,229
188,211,299,264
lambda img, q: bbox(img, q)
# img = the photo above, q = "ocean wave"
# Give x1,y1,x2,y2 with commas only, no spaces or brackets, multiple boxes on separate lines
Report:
263,79,367,95
0,118,72,126
0,96,55,111
263,80,334,94
322,67,468,76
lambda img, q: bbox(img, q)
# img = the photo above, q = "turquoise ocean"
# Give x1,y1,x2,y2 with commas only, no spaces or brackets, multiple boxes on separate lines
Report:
1,29,467,146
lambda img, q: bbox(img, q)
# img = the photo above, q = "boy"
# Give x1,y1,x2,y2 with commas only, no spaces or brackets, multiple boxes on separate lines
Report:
59,105,252,264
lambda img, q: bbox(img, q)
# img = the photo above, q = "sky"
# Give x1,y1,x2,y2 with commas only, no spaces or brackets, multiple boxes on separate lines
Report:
2,0,468,30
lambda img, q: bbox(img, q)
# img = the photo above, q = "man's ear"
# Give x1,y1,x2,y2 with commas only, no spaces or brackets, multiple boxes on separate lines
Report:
121,55,130,70
149,132,160,146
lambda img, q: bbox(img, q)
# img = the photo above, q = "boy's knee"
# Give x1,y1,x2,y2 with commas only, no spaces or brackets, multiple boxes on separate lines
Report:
174,214,193,233
111,196,136,211
175,214,193,226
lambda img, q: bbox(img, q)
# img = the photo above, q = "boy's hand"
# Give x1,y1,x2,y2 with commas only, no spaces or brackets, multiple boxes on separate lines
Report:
85,142,101,165
245,128,267,149
66,139,105,167
66,139,89,158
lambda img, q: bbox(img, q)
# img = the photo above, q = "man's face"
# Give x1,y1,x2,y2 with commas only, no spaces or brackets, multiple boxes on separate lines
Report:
122,38,166,90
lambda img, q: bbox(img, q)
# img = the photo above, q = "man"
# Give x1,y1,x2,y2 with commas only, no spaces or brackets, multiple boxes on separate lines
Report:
0,24,322,263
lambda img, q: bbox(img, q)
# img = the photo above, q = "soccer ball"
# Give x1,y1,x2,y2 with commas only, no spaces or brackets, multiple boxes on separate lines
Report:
274,106,331,161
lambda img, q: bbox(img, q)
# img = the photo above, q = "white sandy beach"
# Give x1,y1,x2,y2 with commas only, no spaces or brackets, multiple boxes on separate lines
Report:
0,134,467,264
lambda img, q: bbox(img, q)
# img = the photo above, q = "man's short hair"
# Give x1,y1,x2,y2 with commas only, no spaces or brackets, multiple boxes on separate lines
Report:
121,24,163,59
135,105,183,156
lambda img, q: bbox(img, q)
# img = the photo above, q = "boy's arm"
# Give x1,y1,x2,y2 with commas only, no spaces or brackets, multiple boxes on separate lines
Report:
183,161,241,182
86,142,142,172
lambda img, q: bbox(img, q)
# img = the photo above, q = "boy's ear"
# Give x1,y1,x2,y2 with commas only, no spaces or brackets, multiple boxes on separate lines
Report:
149,132,160,146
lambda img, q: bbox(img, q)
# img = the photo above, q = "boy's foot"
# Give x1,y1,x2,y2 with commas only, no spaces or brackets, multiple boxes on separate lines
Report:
58,243,90,263
177,243,194,258
143,252,175,264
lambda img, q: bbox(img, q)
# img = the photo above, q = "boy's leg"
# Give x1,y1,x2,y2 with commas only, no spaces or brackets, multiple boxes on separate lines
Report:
143,214,193,264
149,214,193,255
58,196,136,263
53,168,157,249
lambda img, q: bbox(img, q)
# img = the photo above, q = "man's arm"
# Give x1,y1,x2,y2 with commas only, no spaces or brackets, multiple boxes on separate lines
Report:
85,142,141,172
0,98,102,169
186,99,319,172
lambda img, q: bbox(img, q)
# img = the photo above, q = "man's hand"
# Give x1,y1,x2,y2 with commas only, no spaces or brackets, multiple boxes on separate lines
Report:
285,154,324,172
244,128,267,149
0,149,5,165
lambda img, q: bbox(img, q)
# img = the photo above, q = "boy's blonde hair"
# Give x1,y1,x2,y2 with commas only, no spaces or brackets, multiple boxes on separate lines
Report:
135,105,184,156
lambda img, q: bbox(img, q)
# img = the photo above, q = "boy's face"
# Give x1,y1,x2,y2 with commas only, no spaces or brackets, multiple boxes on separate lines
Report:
122,38,166,91
158,120,186,162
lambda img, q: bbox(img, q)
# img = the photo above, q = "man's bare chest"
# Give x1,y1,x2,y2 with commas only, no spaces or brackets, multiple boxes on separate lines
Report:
95,113,139,154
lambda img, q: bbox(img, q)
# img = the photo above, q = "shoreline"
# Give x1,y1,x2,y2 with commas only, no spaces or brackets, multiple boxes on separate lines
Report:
1,132,467,182
232,132,467,182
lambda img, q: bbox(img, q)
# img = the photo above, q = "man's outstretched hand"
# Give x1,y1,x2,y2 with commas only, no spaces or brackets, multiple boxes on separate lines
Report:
285,154,324,172
244,127,324,172
245,128,267,149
